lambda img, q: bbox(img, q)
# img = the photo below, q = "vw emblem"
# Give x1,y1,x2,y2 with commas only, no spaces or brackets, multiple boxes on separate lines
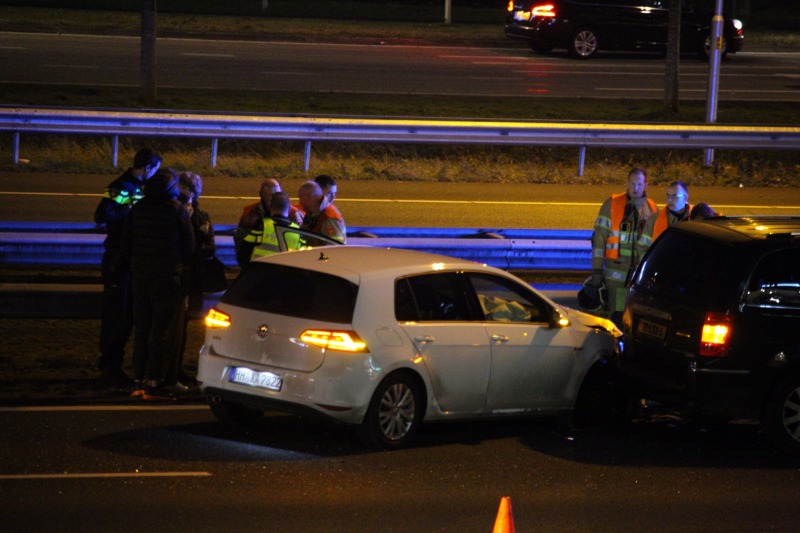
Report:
257,324,269,339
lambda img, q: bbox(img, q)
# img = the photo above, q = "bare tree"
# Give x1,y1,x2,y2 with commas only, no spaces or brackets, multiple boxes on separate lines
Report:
663,0,681,113
141,0,157,106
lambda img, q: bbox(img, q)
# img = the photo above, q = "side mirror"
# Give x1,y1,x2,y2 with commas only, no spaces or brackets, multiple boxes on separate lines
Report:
550,307,571,328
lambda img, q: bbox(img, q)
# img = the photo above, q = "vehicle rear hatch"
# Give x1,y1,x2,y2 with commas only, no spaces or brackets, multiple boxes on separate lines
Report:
623,230,742,384
211,262,360,372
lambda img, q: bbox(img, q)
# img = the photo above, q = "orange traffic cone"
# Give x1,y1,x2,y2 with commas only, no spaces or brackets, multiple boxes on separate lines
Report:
492,497,515,533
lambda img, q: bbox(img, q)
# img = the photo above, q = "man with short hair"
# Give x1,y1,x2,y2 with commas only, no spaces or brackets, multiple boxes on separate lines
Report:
94,147,162,387
234,178,281,266
637,181,692,257
298,180,347,243
314,174,337,207
591,167,658,323
238,192,302,265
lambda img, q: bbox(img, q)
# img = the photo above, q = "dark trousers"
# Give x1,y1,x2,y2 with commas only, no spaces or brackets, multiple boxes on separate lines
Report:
98,251,134,372
131,274,183,383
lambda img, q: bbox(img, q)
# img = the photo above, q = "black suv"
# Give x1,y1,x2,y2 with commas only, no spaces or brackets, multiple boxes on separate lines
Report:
505,0,744,59
618,217,800,453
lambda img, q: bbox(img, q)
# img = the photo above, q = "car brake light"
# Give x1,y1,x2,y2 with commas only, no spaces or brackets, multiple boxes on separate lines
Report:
205,308,231,328
700,312,733,357
507,0,514,12
300,330,369,353
532,4,556,17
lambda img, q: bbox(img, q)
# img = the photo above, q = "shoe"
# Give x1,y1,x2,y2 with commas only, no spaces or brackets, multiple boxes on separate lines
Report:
102,367,134,388
130,381,145,397
169,381,190,393
143,384,180,401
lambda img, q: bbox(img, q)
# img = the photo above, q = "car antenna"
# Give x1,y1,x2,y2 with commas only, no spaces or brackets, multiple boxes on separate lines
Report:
318,252,329,261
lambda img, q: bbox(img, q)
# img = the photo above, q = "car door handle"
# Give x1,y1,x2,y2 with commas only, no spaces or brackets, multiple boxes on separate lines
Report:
414,336,435,343
491,335,509,342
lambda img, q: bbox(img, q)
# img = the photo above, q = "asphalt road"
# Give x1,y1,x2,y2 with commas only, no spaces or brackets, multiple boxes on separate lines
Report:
1,32,799,101
2,172,800,230
2,405,800,533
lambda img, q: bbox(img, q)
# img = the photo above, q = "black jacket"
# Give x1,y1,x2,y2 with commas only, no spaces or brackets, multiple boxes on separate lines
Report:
121,179,195,277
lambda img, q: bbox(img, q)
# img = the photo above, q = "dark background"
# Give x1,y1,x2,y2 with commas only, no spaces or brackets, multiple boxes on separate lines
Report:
0,1,792,29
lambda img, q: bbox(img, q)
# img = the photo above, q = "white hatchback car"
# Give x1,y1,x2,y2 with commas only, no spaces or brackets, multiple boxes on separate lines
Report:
198,246,623,449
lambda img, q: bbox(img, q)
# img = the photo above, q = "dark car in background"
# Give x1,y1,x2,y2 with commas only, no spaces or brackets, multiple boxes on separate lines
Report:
505,0,744,59
617,217,800,454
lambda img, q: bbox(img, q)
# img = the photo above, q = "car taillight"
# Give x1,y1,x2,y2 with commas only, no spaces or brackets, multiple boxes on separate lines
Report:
300,330,369,353
700,312,733,357
507,0,514,12
532,4,556,17
205,308,231,328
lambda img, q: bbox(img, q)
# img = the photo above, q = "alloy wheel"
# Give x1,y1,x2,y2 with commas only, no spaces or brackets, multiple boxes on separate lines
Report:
378,382,416,441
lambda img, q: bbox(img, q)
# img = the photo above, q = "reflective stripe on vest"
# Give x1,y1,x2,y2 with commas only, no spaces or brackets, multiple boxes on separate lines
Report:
605,193,657,260
249,219,281,259
652,204,692,243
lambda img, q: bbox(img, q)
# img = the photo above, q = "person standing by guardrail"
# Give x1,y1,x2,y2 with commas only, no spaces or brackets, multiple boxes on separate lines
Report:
298,180,347,243
233,178,281,267
636,181,692,258
93,147,162,388
590,167,657,326
122,168,194,401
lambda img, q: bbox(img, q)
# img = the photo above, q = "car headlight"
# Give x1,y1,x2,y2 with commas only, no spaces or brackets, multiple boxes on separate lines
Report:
732,19,743,31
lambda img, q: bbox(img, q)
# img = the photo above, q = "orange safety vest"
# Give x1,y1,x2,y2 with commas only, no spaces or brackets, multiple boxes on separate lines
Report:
606,193,657,259
652,204,692,242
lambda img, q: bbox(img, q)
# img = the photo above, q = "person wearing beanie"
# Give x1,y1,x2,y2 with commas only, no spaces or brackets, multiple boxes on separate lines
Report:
121,167,194,401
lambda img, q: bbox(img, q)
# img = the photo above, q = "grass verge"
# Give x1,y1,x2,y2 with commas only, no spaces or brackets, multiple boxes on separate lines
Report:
2,85,799,186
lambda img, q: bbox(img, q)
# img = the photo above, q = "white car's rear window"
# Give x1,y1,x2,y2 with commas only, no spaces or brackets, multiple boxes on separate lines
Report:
222,263,359,323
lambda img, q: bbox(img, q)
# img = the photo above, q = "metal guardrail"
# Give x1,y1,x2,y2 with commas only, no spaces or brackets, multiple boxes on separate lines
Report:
3,107,800,173
0,224,592,271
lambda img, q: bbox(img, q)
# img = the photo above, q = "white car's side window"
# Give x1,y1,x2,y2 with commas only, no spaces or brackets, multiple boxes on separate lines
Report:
395,273,472,322
467,273,550,324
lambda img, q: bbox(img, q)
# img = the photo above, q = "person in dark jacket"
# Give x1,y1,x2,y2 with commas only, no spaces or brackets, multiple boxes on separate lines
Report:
122,168,194,401
172,171,217,387
94,148,162,387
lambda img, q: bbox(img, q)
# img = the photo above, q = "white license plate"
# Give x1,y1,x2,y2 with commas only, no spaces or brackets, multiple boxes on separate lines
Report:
637,318,667,340
513,10,530,21
228,367,283,391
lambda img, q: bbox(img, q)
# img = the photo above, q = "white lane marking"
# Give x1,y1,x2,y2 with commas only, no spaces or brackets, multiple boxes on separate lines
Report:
1,191,799,209
181,53,235,57
0,405,208,412
0,472,211,479
515,70,777,77
595,88,800,93
42,64,99,69
262,71,313,75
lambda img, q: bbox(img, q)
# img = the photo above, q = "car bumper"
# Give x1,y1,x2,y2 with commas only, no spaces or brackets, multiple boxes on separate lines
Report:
197,343,375,425
615,359,759,418
504,20,562,44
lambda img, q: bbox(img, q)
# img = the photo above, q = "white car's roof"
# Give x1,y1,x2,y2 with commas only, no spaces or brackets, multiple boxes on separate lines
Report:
256,245,498,281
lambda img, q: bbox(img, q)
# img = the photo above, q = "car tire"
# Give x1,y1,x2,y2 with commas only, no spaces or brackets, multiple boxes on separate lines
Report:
573,360,635,428
699,34,728,60
762,373,800,455
209,398,264,428
358,372,423,450
529,42,554,55
568,28,598,59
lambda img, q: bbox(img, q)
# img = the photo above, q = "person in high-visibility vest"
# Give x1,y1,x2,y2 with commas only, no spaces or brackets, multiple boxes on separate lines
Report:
636,181,692,259
590,167,658,324
233,178,284,266
298,180,347,244
238,192,302,266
